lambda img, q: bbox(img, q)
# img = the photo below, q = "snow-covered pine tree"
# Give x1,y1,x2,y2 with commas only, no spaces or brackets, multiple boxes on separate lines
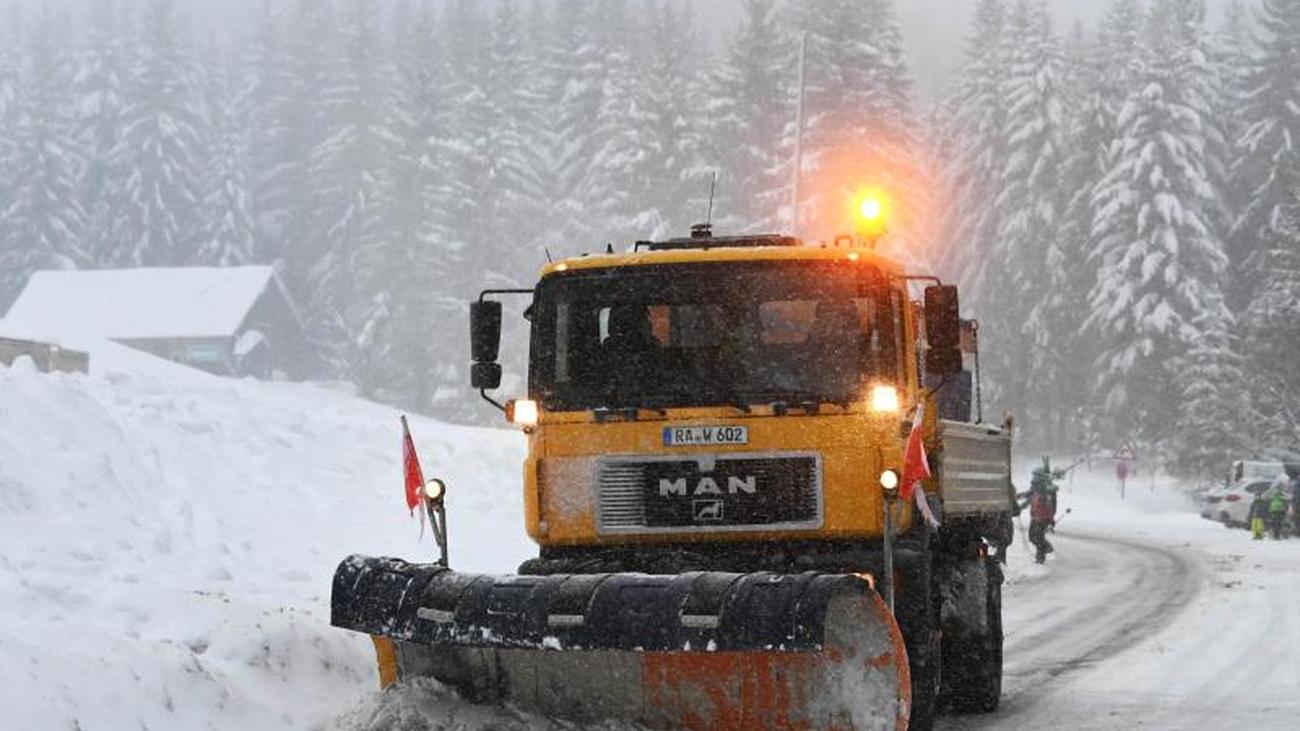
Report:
1168,314,1261,477
307,0,398,386
1217,0,1252,176
1096,0,1146,112
584,1,652,243
586,1,708,243
1228,0,1300,454
1086,0,1234,446
702,0,793,234
360,0,460,415
235,2,287,269
105,0,205,267
72,0,133,268
984,0,1068,448
1235,209,1300,454
1043,22,1111,452
0,4,87,307
252,0,334,305
478,0,547,286
537,0,609,248
1230,0,1300,304
944,0,1009,292
0,5,24,284
431,0,496,270
784,0,924,255
634,1,710,239
194,57,258,267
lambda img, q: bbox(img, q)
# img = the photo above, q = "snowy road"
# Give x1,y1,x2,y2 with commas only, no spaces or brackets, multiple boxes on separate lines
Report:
941,530,1203,730
942,487,1300,731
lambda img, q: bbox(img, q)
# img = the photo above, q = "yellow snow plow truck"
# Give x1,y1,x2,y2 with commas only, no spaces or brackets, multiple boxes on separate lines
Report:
331,216,1016,730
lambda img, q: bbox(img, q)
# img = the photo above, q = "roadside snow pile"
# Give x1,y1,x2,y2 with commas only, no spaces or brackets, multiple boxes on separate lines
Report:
0,342,528,730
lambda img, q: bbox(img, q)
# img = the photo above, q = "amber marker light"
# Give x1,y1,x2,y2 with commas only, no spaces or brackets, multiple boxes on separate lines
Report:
859,196,883,222
853,190,890,240
507,398,539,428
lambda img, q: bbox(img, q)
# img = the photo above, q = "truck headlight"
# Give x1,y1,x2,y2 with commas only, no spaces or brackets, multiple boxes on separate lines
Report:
870,385,900,412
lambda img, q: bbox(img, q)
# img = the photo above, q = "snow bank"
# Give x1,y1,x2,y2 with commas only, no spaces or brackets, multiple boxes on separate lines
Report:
0,345,529,730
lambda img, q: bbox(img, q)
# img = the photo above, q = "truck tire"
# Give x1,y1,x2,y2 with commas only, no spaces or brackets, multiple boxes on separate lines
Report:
894,549,940,731
941,556,1003,713
907,622,941,731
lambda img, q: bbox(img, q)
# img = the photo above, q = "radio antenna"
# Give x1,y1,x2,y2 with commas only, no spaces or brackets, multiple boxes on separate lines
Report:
706,171,718,226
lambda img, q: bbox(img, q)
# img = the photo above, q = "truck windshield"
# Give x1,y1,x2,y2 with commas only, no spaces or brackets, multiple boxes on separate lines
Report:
529,259,902,412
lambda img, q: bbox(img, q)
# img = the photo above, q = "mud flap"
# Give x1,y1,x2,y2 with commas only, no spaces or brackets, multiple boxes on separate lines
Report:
332,555,911,730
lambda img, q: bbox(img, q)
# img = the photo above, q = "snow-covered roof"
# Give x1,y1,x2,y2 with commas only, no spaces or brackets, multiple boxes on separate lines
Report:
2,266,283,341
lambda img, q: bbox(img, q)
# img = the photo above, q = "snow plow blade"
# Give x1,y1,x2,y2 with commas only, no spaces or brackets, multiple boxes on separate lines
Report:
332,555,910,730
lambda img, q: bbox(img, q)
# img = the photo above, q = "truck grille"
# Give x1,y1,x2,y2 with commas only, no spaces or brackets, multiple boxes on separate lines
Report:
595,452,823,534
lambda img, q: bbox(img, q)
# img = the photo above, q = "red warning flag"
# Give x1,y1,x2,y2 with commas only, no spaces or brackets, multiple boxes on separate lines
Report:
402,416,425,515
901,402,940,528
900,403,931,501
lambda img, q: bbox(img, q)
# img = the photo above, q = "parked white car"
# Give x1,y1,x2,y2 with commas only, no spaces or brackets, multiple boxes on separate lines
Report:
1216,479,1280,528
1200,484,1229,520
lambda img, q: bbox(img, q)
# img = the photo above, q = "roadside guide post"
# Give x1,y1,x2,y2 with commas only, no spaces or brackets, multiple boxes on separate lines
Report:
1114,441,1137,501
881,487,897,615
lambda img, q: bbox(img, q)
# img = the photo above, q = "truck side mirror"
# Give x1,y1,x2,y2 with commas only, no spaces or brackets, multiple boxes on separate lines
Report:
471,362,502,390
470,301,502,390
924,285,962,375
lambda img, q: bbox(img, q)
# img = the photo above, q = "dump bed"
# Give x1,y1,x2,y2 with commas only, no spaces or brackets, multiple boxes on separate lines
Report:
936,420,1014,517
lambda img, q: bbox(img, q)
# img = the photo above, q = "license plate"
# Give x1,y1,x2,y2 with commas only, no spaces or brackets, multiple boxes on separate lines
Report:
662,425,749,447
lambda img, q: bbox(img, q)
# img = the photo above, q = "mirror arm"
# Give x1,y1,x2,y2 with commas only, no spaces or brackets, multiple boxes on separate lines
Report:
480,388,506,413
896,274,942,287
478,288,534,303
923,374,951,401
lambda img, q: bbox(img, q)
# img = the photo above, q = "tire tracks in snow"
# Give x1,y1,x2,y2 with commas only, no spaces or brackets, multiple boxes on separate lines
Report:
938,529,1204,730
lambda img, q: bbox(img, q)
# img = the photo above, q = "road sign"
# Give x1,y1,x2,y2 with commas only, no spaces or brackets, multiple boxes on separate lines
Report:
1116,461,1129,480
1114,442,1137,462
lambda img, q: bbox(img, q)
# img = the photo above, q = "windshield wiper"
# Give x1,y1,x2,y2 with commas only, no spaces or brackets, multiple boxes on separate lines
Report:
706,382,752,413
751,388,853,413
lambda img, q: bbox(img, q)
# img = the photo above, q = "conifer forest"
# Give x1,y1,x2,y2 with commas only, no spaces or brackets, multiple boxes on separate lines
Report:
2,0,1298,481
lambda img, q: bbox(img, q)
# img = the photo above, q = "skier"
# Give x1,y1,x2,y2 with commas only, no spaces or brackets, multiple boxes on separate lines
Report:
1249,490,1269,540
1267,480,1289,540
1018,458,1059,563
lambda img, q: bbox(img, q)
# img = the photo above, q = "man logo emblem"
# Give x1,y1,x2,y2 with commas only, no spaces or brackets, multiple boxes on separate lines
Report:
693,499,724,522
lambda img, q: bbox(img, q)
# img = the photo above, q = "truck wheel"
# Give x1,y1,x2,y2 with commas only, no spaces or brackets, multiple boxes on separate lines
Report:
907,623,941,731
894,551,940,731
941,557,1003,713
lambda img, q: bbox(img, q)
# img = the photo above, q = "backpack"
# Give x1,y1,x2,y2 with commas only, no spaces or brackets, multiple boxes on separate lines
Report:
1030,491,1055,522
1270,492,1288,514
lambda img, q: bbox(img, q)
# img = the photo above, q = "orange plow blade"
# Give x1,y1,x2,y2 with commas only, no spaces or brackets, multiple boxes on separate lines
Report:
333,557,910,730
